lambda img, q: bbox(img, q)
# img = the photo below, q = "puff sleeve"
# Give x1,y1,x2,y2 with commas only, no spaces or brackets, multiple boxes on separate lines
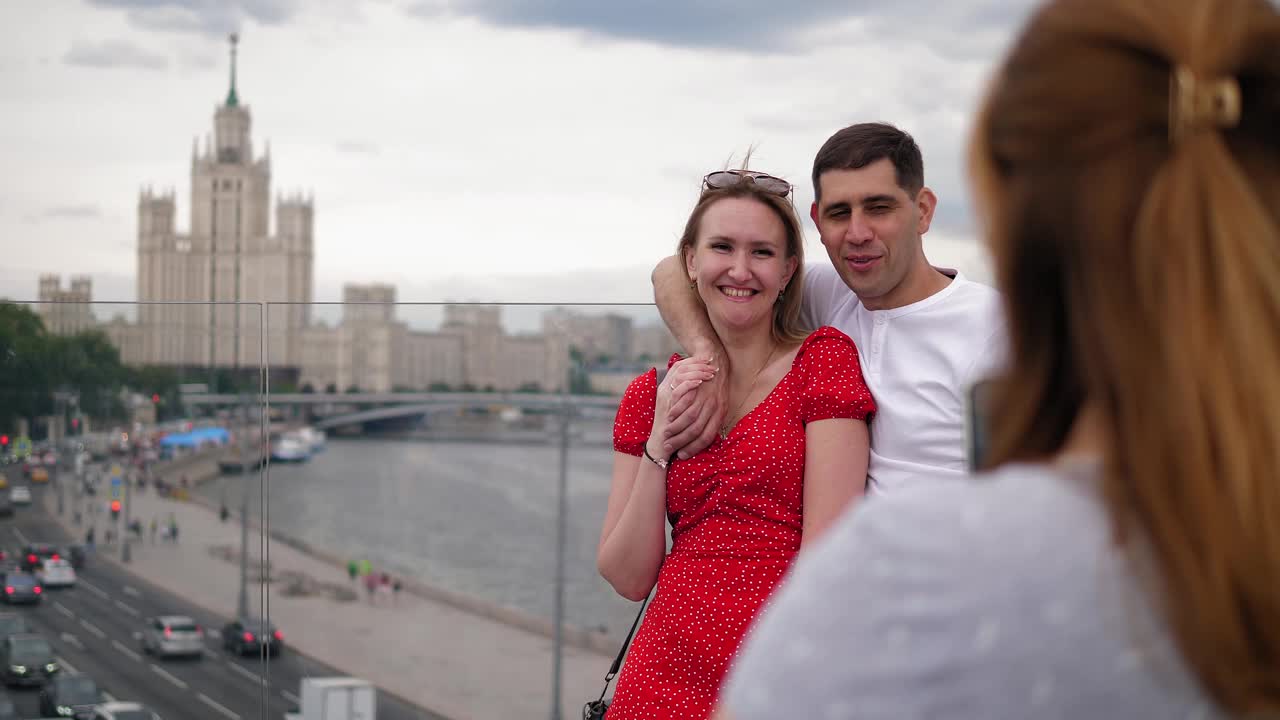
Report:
612,368,658,456
798,326,876,424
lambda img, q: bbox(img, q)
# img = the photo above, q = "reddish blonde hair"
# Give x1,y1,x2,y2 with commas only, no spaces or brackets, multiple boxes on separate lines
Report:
971,0,1280,712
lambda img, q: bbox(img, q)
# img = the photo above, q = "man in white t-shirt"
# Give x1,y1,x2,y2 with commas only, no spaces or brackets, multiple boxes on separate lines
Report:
653,122,1004,493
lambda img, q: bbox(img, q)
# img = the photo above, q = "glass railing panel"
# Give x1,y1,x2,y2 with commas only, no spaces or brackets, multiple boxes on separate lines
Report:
0,300,274,719
252,300,677,720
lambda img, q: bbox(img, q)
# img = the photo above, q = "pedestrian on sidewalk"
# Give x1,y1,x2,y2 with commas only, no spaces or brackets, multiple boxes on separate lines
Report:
347,560,358,585
364,571,378,604
378,573,392,603
392,577,402,606
149,517,157,544
168,513,179,543
220,504,229,523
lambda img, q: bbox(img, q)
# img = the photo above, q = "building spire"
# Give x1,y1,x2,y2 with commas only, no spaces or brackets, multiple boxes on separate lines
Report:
225,33,240,107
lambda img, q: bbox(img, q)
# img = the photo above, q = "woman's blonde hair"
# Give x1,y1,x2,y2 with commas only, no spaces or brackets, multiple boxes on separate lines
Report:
970,0,1280,712
675,167,808,346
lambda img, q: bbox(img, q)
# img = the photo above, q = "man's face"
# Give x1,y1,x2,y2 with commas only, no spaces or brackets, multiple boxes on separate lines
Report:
810,158,936,310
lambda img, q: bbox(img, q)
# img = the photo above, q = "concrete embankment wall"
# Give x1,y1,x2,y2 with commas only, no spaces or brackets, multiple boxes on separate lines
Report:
151,448,224,488
153,452,616,658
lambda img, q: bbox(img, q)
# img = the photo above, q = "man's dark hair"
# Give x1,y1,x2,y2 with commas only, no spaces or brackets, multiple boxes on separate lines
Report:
811,122,924,201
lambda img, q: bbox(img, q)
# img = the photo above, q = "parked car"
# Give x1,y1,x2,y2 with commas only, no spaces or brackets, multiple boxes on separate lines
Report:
1,634,58,686
7,488,29,506
138,616,204,659
1,573,42,605
222,616,284,656
0,614,32,640
36,558,75,588
90,702,161,720
39,673,103,719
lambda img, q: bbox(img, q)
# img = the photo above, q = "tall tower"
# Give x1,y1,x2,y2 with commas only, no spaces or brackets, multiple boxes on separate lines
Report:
35,274,94,336
135,34,314,374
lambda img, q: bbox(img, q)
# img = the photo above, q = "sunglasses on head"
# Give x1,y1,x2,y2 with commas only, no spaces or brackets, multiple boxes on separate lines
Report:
702,170,793,197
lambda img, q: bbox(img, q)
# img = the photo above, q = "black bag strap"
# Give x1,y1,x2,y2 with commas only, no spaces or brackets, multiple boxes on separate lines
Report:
595,598,647,704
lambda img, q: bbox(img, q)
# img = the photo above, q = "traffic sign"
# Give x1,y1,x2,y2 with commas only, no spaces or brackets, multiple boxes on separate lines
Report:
14,436,32,458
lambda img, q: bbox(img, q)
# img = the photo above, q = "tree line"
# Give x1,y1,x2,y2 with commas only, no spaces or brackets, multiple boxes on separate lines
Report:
0,302,182,438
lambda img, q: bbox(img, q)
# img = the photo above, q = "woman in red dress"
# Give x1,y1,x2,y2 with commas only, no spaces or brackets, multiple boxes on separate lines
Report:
597,167,875,720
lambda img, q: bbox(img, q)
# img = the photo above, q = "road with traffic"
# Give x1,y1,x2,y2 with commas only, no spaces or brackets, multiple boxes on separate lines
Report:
2,479,444,719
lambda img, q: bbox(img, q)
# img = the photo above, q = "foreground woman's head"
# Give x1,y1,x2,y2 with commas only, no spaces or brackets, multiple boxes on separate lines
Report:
970,0,1280,712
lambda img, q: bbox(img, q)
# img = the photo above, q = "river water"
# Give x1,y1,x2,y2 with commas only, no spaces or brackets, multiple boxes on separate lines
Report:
193,434,642,637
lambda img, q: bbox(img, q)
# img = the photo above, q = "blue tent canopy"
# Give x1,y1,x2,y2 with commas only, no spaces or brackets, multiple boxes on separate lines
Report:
159,427,230,448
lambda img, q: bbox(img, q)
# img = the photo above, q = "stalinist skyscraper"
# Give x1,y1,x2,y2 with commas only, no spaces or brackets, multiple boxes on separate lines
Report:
136,34,313,374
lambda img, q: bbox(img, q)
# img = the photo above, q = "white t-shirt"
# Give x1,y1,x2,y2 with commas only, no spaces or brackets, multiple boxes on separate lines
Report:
801,262,1005,493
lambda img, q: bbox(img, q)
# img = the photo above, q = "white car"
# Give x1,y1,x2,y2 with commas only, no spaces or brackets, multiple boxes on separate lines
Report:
138,615,205,659
91,701,162,719
36,558,76,588
9,487,30,505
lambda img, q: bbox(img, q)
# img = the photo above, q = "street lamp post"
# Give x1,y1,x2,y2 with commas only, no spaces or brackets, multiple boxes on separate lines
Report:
52,388,78,517
121,464,132,563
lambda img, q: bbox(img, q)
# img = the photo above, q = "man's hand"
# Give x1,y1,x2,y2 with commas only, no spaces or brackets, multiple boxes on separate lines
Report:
662,360,729,459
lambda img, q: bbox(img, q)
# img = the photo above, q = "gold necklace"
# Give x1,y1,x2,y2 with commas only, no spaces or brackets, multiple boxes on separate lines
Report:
720,343,780,439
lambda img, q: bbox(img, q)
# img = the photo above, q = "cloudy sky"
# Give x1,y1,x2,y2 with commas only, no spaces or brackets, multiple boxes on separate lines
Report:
1,0,1038,319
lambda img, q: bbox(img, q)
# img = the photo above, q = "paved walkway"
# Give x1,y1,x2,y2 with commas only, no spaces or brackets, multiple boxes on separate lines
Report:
47,482,615,720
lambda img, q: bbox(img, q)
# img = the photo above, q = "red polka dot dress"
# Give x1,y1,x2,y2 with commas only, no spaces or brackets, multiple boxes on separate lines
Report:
607,326,876,720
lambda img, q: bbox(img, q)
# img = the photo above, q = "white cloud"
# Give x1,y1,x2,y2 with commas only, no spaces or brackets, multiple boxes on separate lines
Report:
64,39,169,70
0,0,1016,308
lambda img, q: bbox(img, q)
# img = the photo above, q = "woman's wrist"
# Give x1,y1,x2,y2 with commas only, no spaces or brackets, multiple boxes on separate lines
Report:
645,434,666,459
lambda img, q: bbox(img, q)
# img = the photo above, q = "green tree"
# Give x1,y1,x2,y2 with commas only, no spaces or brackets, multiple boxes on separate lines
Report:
0,303,52,429
0,304,132,433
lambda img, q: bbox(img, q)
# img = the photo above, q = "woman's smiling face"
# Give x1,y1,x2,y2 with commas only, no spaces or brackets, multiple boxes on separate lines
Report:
685,196,797,334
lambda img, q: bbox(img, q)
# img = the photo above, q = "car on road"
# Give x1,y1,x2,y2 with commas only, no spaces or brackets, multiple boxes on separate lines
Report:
35,558,75,588
1,573,42,605
222,616,285,656
8,487,29,506
29,467,48,483
0,473,7,489
39,673,104,719
63,544,87,570
0,615,32,641
20,544,62,573
1,634,58,686
90,702,162,720
0,495,11,519
138,615,204,659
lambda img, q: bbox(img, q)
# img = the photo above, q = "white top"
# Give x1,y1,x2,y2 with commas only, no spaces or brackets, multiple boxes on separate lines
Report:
723,461,1223,720
800,263,1005,493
